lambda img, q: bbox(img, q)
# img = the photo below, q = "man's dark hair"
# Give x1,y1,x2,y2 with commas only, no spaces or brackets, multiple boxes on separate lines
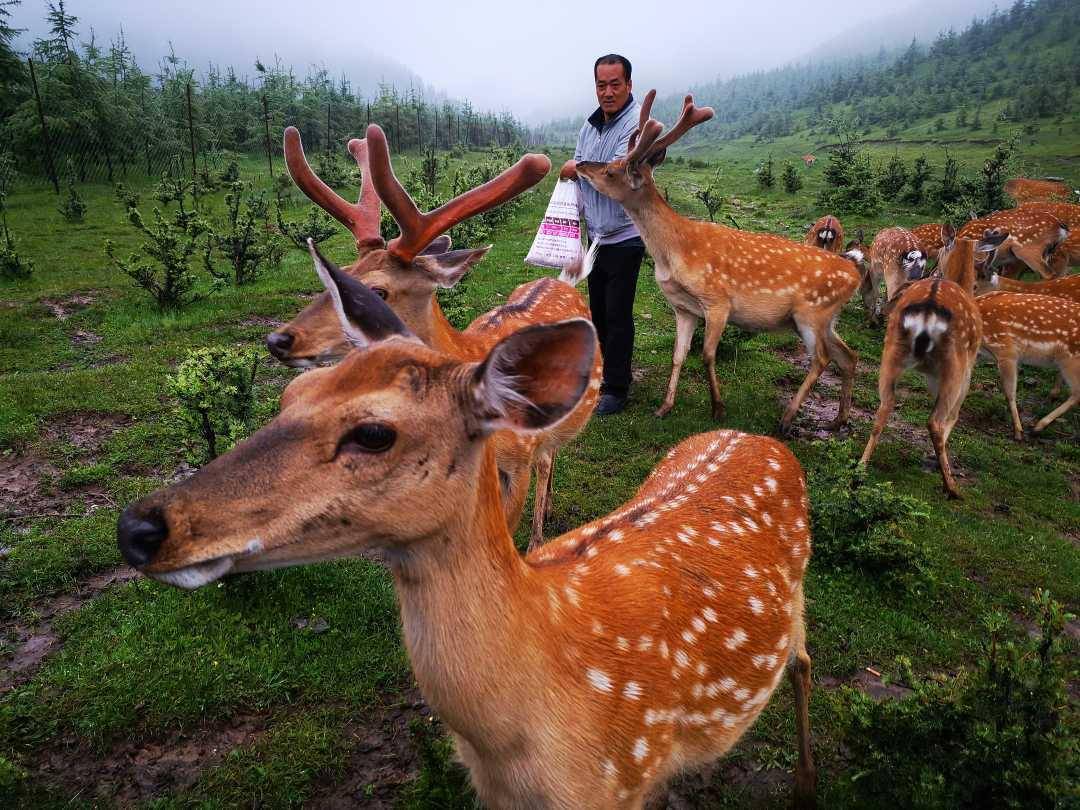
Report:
594,54,631,82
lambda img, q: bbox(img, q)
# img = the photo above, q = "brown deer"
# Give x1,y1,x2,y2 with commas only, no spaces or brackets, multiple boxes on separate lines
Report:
974,264,1080,302
957,208,1068,278
860,227,926,325
269,126,600,550
860,225,1003,498
1004,177,1071,205
575,90,862,433
975,291,1080,440
803,215,844,253
911,223,945,262
1017,202,1079,272
116,271,818,810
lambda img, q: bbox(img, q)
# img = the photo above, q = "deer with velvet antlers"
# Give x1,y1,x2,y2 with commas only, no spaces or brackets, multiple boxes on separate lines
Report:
575,90,862,433
266,126,599,550
860,224,1005,498
117,263,818,809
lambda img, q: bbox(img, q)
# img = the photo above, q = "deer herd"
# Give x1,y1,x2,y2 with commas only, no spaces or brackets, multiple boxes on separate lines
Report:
115,90,1076,809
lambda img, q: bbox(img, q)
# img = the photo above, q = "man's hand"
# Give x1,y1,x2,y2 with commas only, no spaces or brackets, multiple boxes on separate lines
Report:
559,160,578,181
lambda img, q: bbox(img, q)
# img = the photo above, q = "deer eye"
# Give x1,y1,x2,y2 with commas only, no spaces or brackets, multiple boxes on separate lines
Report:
371,287,389,300
339,423,396,454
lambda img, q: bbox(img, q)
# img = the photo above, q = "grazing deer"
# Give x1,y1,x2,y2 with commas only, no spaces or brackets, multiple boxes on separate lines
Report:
974,263,1080,302
860,227,926,325
269,126,600,550
575,90,861,432
957,208,1068,278
1004,177,1071,205
975,291,1080,440
116,269,818,810
860,225,1003,498
1017,202,1079,272
803,215,844,253
911,223,945,262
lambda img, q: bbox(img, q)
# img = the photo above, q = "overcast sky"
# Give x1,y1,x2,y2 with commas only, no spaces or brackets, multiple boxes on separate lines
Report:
10,0,1002,122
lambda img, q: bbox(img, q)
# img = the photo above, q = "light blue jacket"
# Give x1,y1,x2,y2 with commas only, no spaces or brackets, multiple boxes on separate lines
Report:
574,96,641,246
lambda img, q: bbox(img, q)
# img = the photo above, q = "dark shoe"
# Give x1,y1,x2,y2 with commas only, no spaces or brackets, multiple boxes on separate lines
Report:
596,393,627,416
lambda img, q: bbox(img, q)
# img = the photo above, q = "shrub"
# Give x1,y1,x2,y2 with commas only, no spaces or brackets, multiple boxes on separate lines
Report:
816,145,882,217
841,590,1078,808
805,440,932,589
978,134,1019,214
314,152,349,189
105,190,210,311
902,155,933,206
756,153,775,190
693,167,724,221
878,153,908,198
58,178,87,223
204,180,284,286
0,151,32,281
276,202,337,250
781,161,803,194
113,182,140,212
170,344,261,463
687,158,709,170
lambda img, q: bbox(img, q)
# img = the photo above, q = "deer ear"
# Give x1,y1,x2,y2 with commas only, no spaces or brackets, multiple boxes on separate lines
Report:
417,246,490,288
308,240,415,348
419,234,453,255
940,223,956,247
979,228,1008,248
467,319,597,435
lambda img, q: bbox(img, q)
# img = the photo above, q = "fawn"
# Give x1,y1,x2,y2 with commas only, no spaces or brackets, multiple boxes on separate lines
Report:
117,263,817,810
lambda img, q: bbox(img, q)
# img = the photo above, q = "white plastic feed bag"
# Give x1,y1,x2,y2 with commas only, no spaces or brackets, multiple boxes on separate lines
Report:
525,179,583,269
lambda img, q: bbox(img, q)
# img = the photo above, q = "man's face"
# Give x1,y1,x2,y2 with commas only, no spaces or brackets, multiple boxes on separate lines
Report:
595,62,631,117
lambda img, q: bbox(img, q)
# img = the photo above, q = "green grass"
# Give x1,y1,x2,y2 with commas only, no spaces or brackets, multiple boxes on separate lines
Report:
0,132,1077,808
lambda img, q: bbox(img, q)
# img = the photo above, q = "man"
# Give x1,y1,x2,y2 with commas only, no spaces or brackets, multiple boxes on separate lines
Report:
560,54,646,416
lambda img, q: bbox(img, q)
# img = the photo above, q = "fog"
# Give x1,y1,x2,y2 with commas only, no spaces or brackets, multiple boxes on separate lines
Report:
10,0,1002,122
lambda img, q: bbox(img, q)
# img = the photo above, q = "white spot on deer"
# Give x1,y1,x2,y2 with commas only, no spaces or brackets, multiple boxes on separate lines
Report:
587,668,613,693
692,616,707,634
744,565,759,579
675,649,691,668
592,619,604,635
748,596,765,615
703,587,717,599
725,628,748,650
623,681,643,700
733,687,751,701
609,529,625,542
764,476,778,493
633,737,650,763
616,637,630,652
602,759,618,780
614,563,631,577
564,586,581,607
659,640,670,659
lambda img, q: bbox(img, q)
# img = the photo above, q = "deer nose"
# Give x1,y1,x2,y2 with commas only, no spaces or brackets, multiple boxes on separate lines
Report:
117,506,168,567
266,331,294,359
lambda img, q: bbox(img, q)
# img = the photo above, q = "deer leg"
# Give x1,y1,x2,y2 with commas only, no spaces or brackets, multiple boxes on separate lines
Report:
788,586,817,810
993,351,1024,441
860,269,882,326
656,308,698,418
1033,359,1080,434
1049,373,1063,399
824,322,858,430
927,357,972,499
779,318,830,434
860,343,904,467
527,450,555,552
702,303,732,421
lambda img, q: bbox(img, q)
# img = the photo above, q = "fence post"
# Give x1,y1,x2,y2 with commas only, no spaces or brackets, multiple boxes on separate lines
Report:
27,58,59,194
262,95,274,178
185,82,198,202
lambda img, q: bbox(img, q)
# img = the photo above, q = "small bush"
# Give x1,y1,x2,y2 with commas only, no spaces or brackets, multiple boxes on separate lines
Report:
841,590,1078,808
314,152,349,189
781,161,803,194
687,158,709,170
113,182,140,212
0,238,33,280
805,440,932,589
693,167,724,221
276,202,337,250
58,178,87,223
878,153,908,198
170,345,261,464
105,187,210,310
756,153,775,190
204,181,285,286
903,156,933,206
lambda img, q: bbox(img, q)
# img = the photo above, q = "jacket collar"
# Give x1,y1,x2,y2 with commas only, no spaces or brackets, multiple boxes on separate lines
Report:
588,93,636,131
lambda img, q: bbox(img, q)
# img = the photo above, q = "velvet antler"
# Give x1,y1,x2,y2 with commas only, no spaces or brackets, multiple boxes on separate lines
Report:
283,126,383,249
625,89,663,164
626,91,714,167
365,124,551,263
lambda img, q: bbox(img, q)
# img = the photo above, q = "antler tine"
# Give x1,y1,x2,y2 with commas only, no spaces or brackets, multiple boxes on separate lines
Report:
365,124,551,263
346,138,384,247
647,94,715,157
284,127,381,248
626,89,662,165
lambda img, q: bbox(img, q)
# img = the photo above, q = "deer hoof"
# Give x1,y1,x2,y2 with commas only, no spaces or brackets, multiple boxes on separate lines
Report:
655,404,673,418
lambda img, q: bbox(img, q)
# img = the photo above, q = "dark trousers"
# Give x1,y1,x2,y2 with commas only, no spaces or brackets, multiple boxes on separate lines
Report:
587,238,645,399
